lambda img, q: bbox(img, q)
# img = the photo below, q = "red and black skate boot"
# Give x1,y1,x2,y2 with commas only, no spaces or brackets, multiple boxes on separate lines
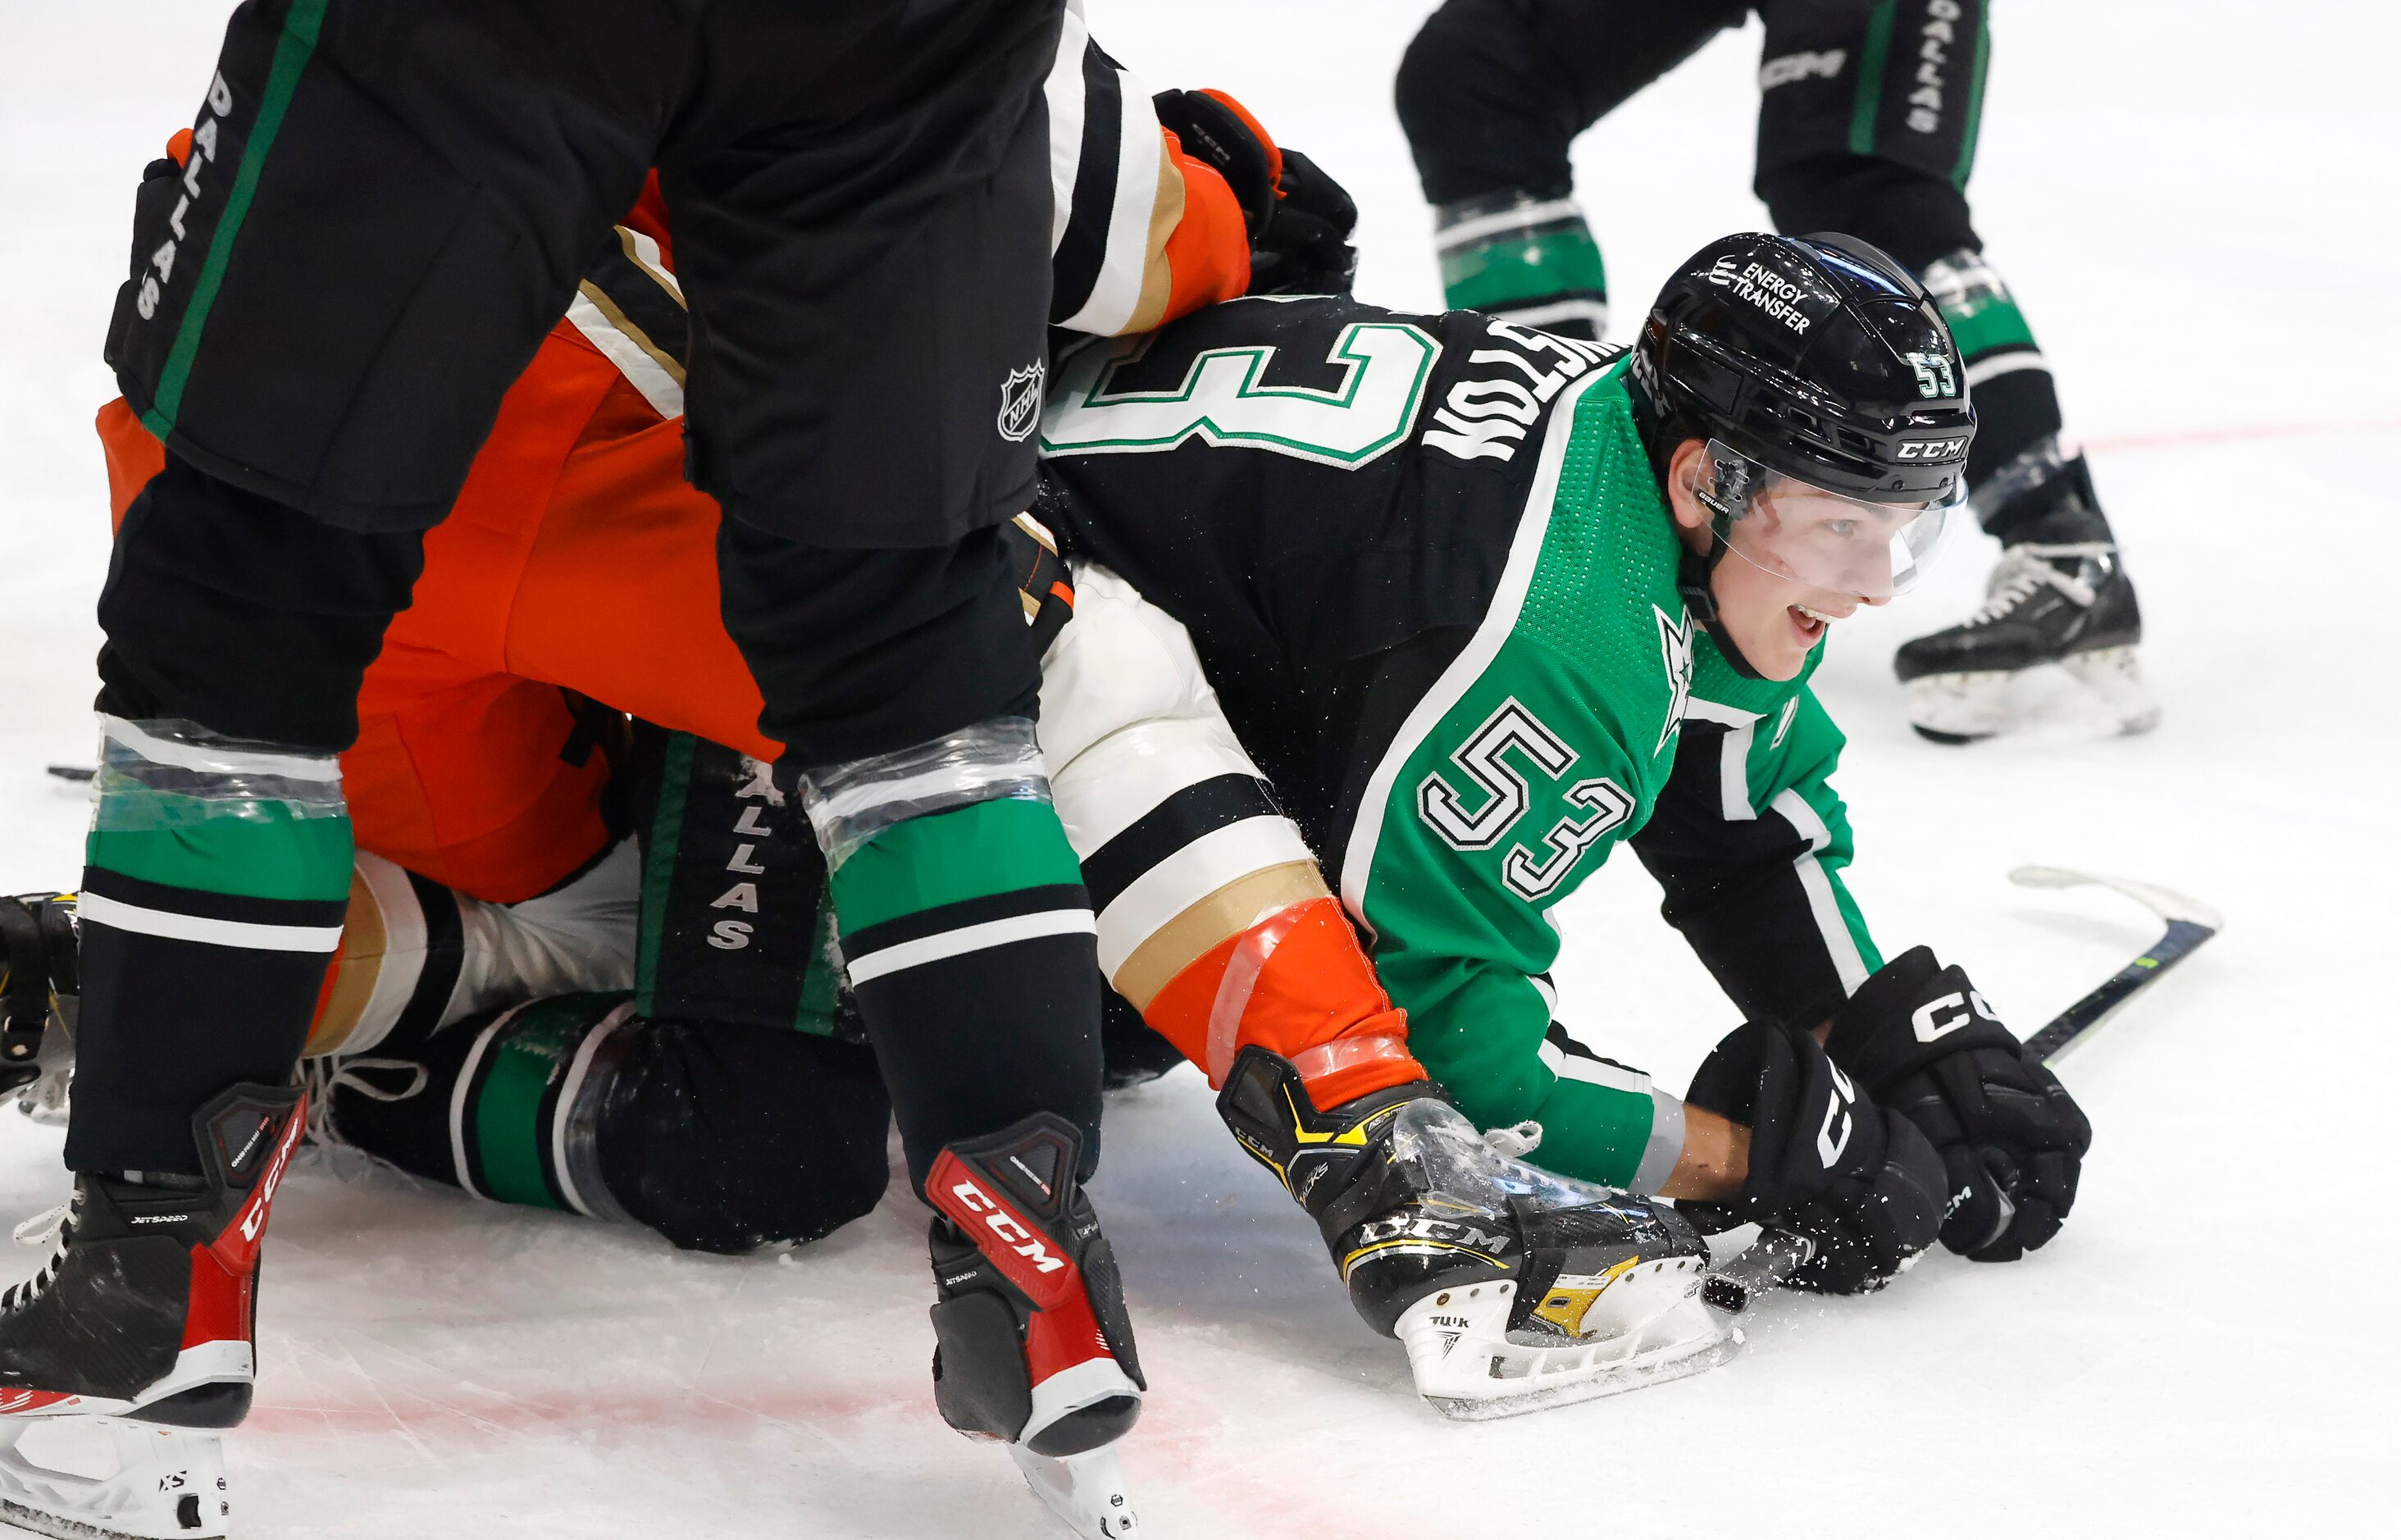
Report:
0,1082,305,1540
924,1114,1143,1538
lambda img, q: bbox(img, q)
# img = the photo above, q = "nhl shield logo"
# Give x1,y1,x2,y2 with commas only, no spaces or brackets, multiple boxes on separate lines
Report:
997,361,1044,442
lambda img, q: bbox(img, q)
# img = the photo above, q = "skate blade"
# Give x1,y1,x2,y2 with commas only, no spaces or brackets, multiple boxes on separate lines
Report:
1397,1258,1735,1421
2062,645,2160,736
1903,672,2009,743
1009,1442,1139,1538
1909,645,2158,743
0,1420,228,1540
1425,1333,1742,1421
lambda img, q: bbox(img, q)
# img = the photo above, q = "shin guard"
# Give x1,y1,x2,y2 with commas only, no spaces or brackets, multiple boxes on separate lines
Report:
924,1114,1142,1459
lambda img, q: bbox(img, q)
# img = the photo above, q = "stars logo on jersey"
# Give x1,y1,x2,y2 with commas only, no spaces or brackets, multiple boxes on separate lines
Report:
1653,606,1693,756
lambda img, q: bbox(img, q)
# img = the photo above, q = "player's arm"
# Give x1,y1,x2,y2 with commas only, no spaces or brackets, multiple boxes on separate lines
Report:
1050,10,1356,335
1633,681,2092,1258
1338,643,1685,1194
1628,683,1881,1035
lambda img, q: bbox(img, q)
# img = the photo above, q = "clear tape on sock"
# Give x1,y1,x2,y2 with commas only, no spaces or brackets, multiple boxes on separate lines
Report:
1201,902,1310,1087
555,1006,639,1226
91,715,345,833
1920,247,2016,315
1285,1032,1415,1088
1972,433,2071,519
799,717,1050,873
1433,190,1589,249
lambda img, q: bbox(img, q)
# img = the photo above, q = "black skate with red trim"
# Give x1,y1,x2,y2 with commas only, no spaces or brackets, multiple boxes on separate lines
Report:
0,1083,305,1540
924,1114,1143,1538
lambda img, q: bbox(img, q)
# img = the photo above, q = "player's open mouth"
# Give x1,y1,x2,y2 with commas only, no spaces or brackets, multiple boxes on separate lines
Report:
1788,604,1838,643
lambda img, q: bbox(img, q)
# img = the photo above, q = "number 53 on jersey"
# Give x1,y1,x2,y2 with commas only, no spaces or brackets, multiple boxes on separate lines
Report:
1416,696,1632,903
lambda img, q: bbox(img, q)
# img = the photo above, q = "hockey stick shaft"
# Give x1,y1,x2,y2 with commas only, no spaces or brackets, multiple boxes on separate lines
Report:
1702,868,2219,1314
2020,918,2214,1062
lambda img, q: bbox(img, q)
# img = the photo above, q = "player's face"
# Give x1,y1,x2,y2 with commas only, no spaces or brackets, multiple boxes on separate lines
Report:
1665,439,1896,680
1706,532,1884,678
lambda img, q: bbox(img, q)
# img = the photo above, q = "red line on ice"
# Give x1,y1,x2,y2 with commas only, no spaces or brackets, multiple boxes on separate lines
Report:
2086,415,2401,454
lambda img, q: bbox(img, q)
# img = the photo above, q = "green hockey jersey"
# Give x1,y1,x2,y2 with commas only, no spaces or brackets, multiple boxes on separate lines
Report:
1043,296,1882,1190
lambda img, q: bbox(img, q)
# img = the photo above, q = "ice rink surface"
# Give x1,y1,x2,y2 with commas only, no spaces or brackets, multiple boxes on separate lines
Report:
1,2,2394,1534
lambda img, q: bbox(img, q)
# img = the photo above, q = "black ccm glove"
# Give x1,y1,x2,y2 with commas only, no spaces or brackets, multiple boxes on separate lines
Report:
1152,89,1359,296
1683,1021,1947,1295
1825,948,2092,1262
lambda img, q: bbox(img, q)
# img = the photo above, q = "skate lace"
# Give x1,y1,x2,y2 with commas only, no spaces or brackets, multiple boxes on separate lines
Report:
2,1198,74,1312
1964,542,2112,626
1483,1121,1543,1160
297,1055,428,1173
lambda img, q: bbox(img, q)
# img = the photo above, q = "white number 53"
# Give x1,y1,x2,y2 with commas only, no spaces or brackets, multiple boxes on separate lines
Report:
1417,699,1632,901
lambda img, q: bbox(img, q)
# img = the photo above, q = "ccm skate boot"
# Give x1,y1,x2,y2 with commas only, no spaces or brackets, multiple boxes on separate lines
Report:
1896,443,2156,741
1216,1047,1730,1419
0,1082,305,1540
925,1114,1143,1538
0,895,78,1125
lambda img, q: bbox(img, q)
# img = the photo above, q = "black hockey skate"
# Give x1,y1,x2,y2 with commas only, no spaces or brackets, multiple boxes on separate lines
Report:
0,1082,305,1540
0,895,78,1123
1215,1047,1730,1419
1895,449,2157,742
925,1114,1143,1538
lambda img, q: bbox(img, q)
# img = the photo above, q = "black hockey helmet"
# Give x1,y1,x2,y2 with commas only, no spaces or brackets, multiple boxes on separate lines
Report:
1631,232,1975,678
1631,231,1975,503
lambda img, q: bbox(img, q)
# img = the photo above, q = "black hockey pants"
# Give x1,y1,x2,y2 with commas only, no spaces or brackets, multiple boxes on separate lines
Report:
72,0,1087,1177
1395,0,2065,499
1395,0,1989,266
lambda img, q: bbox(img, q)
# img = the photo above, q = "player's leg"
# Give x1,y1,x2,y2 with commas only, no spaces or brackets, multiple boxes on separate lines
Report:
5,11,680,1526
8,663,645,1120
1748,0,2153,740
314,667,644,1064
325,727,871,1252
1041,566,1424,1109
1394,0,1748,336
1036,563,1716,1397
327,994,893,1253
666,5,1141,1516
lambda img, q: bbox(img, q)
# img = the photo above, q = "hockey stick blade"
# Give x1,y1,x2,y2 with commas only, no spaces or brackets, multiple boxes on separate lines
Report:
2004,866,2221,1064
1703,865,2221,1313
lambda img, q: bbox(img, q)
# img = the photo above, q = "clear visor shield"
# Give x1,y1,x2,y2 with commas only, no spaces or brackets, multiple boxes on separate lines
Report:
1685,439,1961,600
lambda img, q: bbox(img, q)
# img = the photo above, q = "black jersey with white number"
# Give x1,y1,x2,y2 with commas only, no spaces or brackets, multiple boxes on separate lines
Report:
1036,295,1616,847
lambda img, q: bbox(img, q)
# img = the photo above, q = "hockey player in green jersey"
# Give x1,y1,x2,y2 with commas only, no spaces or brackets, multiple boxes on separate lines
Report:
1038,230,2089,1307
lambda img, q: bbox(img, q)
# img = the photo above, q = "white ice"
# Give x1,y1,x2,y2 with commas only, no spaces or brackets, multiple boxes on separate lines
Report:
1,2,2394,1535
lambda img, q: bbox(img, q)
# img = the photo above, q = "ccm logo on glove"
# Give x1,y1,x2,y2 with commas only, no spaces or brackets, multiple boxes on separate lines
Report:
1910,989,2000,1043
1816,1064,1857,1168
1826,948,2093,1263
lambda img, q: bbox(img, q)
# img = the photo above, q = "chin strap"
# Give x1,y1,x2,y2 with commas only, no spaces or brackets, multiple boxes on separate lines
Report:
1676,540,1765,682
